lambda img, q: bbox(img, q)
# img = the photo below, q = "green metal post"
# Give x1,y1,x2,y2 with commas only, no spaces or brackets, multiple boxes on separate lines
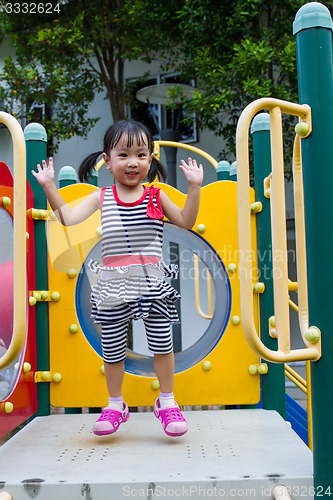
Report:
294,3,333,492
58,165,78,188
216,160,230,180
229,161,237,182
24,123,49,416
251,113,286,419
56,166,81,414
87,167,98,187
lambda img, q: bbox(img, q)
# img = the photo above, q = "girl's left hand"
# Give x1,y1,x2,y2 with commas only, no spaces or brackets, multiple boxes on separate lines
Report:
179,157,203,187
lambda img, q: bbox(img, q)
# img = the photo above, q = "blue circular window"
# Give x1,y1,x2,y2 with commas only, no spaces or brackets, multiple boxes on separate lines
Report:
75,223,231,376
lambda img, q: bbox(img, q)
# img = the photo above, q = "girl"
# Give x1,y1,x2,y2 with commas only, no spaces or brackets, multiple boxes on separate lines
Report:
32,120,203,438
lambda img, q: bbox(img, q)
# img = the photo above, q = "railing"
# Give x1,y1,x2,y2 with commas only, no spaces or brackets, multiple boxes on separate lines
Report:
0,112,27,370
95,140,218,171
236,97,321,363
193,254,213,320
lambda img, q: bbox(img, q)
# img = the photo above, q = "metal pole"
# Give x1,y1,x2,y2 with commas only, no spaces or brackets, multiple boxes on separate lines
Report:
24,123,49,417
216,161,230,181
159,128,182,352
251,113,286,418
160,128,181,187
293,3,333,492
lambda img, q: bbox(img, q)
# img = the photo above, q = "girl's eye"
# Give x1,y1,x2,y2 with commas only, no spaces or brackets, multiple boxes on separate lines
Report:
120,153,127,157
138,153,146,158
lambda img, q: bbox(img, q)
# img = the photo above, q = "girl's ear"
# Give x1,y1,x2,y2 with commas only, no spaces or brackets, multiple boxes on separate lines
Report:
103,152,112,171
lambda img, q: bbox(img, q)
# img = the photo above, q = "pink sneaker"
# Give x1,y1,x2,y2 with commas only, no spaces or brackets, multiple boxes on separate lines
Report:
93,403,129,436
154,398,188,437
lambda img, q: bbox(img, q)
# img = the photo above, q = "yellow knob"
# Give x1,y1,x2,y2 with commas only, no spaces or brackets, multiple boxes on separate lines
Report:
0,492,13,499
51,292,61,302
67,268,77,278
249,365,257,375
295,121,309,137
231,316,241,325
2,197,11,208
5,402,14,413
151,380,160,390
53,373,62,383
23,362,32,373
202,360,212,371
227,263,237,273
305,327,320,344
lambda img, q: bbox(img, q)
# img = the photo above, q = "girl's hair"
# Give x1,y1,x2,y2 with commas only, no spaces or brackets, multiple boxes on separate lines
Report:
78,119,167,184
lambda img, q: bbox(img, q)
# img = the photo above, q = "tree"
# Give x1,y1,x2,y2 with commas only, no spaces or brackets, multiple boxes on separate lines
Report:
163,0,333,174
0,0,181,153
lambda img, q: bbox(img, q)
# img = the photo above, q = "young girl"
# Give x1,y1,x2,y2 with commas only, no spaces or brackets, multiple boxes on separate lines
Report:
32,120,203,438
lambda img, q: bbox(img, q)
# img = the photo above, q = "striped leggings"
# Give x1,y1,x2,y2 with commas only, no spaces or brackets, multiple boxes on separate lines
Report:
101,311,173,364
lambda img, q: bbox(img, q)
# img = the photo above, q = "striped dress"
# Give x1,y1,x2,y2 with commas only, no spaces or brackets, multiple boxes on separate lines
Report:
89,184,180,325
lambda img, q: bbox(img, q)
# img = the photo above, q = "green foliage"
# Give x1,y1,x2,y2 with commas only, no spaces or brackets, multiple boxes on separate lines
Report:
0,0,332,165
0,0,181,153
162,0,333,174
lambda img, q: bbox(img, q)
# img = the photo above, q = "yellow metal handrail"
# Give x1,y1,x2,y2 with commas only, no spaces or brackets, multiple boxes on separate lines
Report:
193,254,213,319
95,140,219,171
283,290,313,449
293,134,311,343
236,97,321,363
0,112,27,370
285,365,307,393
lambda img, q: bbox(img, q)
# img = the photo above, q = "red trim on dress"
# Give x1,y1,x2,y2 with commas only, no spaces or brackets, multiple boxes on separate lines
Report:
112,184,148,207
102,254,161,267
100,186,107,210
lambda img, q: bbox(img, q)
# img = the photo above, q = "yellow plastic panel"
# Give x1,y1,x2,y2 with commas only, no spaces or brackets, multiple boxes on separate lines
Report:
49,181,260,407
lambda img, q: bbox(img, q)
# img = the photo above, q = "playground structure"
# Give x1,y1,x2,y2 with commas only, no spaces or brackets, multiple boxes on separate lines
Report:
0,2,332,498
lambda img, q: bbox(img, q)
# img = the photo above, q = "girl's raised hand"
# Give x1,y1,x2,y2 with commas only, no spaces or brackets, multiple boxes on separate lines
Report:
31,158,55,188
179,157,203,187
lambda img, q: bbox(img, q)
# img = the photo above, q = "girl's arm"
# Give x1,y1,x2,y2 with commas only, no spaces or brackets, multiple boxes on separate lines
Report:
160,157,203,229
32,158,100,226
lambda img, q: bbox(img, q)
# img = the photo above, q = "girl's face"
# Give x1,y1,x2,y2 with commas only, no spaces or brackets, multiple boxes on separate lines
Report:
103,133,153,189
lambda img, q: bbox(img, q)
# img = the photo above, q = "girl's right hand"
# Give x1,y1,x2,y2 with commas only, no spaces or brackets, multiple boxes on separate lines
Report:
31,158,55,188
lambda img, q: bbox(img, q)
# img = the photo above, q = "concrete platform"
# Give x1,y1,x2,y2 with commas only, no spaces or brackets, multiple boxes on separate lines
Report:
0,409,313,499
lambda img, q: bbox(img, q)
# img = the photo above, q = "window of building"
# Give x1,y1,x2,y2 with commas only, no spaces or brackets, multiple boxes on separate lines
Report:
127,74,197,143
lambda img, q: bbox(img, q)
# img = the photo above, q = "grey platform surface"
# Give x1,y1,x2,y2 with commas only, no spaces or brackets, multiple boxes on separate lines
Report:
0,409,313,499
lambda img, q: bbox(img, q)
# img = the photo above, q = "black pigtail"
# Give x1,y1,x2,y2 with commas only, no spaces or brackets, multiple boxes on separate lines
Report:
147,156,168,183
78,151,103,183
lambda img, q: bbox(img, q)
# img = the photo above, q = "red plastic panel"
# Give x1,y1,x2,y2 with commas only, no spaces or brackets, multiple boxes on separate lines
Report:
0,162,37,439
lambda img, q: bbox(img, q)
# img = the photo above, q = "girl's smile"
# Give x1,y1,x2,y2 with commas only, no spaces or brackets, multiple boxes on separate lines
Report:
103,134,153,194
